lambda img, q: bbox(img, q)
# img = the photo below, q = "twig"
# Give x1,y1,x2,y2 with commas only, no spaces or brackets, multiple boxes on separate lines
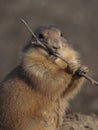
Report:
21,19,54,54
21,19,46,49
21,19,98,86
79,73,98,86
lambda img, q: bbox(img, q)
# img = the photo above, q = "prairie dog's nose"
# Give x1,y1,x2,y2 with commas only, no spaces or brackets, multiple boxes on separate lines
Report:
52,41,60,50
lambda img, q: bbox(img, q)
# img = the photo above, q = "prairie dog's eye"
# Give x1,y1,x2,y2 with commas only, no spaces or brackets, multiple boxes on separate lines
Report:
38,33,44,39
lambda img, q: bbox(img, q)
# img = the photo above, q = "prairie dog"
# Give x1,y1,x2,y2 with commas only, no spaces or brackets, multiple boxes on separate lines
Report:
0,26,88,130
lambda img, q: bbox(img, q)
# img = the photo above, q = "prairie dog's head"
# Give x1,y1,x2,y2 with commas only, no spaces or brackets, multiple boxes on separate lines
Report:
23,26,70,55
34,26,64,53
22,26,66,59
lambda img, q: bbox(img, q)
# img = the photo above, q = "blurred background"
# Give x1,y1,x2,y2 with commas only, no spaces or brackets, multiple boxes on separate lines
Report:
0,0,98,114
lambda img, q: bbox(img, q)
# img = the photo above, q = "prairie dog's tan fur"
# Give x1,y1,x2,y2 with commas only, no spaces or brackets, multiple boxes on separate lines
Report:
0,26,88,130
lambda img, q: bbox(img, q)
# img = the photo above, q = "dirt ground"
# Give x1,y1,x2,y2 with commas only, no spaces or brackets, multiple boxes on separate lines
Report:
61,112,98,130
0,0,98,115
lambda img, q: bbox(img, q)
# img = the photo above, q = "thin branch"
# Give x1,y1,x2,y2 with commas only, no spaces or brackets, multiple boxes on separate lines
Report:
21,19,46,49
21,19,98,86
79,73,98,86
21,19,54,54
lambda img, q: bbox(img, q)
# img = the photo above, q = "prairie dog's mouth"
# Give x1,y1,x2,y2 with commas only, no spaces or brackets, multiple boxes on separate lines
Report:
52,43,60,50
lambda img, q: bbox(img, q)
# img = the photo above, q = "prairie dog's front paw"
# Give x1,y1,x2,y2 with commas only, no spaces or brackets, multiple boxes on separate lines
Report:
77,66,89,75
67,62,80,74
